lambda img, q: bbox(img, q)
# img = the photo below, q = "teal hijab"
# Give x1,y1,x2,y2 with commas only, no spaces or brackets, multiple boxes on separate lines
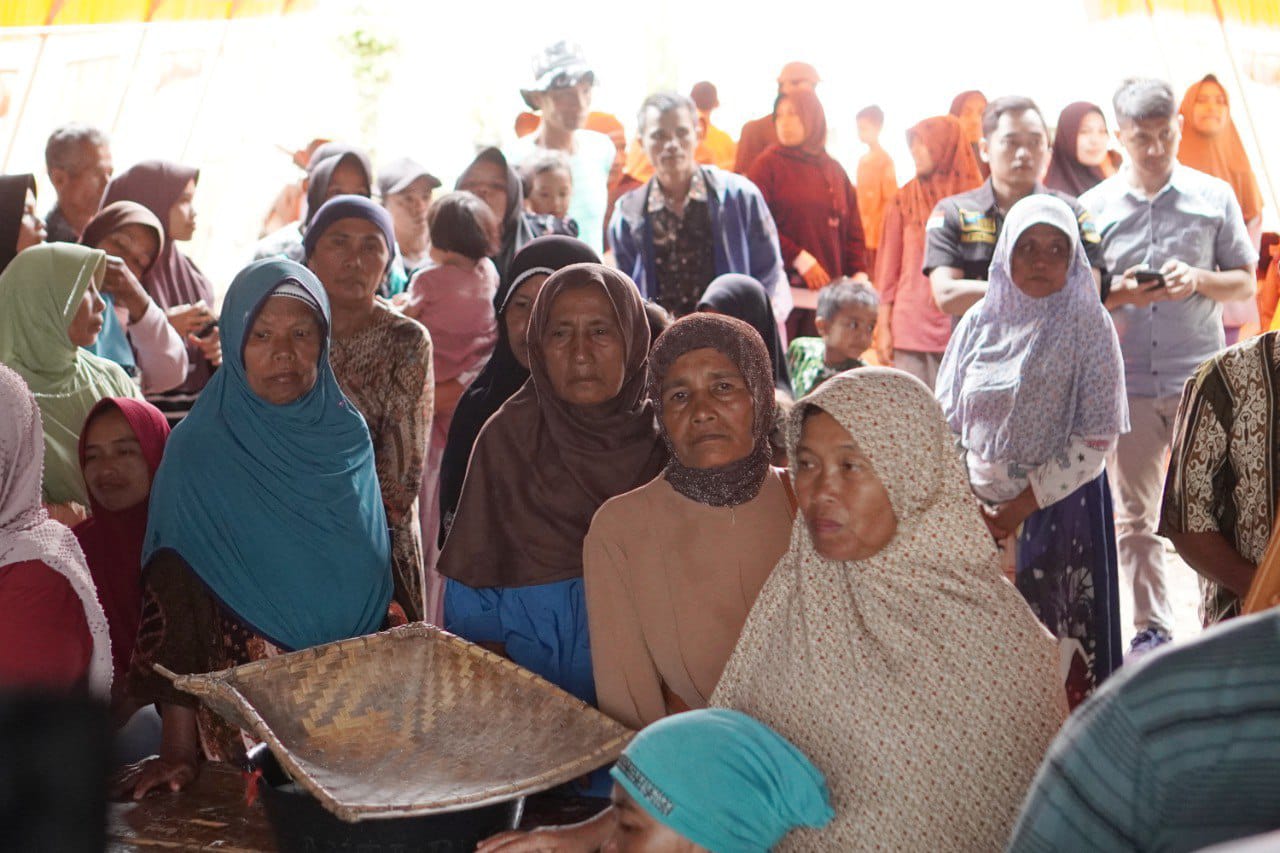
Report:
611,709,834,852
143,258,392,651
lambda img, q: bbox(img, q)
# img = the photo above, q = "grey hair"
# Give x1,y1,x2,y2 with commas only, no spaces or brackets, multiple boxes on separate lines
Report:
816,279,879,321
637,92,698,137
45,123,109,174
1112,78,1177,124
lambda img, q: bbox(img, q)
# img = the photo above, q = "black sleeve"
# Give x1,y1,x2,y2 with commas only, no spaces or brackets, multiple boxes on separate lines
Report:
921,201,962,277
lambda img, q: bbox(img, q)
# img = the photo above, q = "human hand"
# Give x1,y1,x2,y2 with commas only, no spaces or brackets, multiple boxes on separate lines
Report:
43,501,88,528
1159,259,1198,299
978,499,1008,541
109,755,198,800
100,256,151,322
874,327,893,367
188,326,222,367
984,490,1038,538
1112,264,1172,309
166,302,216,338
802,261,832,290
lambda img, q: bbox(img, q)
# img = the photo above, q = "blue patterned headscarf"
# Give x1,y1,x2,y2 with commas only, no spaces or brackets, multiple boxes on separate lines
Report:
610,709,834,852
143,258,391,651
936,194,1128,467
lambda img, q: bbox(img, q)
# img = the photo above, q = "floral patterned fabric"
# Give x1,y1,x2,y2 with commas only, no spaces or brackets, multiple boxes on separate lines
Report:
649,169,716,317
936,195,1128,471
711,368,1066,851
1016,473,1123,707
785,336,864,399
329,302,433,622
1160,331,1280,626
128,550,283,763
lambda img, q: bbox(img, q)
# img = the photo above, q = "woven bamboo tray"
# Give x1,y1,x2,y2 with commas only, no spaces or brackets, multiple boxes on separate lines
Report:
159,623,633,823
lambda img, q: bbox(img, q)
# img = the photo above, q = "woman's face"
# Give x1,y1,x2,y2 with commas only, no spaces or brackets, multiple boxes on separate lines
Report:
96,223,161,279
16,189,46,253
306,217,389,317
602,785,702,853
1191,80,1228,136
909,134,934,177
539,283,626,408
660,347,756,470
242,295,323,405
1075,111,1111,168
167,178,197,242
66,282,106,347
504,273,548,369
794,410,897,562
325,158,371,201
774,97,806,148
81,407,152,512
1009,223,1072,299
458,160,509,225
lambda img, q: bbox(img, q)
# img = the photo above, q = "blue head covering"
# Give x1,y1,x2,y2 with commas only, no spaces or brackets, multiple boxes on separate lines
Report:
143,258,392,651
84,295,137,373
302,194,396,274
610,709,834,853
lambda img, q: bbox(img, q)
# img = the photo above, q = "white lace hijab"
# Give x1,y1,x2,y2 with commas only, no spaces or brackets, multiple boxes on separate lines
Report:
0,363,111,697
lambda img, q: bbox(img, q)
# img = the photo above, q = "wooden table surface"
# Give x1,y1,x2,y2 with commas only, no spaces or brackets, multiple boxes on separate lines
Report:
106,760,609,851
107,761,276,852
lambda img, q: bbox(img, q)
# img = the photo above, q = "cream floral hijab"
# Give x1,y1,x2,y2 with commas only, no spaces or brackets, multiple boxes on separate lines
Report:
712,368,1065,852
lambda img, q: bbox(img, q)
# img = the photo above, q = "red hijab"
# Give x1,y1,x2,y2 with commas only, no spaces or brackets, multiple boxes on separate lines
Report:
72,398,170,690
771,90,847,219
898,115,984,228
774,89,828,156
1177,74,1264,223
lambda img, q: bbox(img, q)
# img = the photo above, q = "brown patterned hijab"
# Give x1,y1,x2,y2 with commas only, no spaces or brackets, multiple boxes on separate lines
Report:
436,263,666,589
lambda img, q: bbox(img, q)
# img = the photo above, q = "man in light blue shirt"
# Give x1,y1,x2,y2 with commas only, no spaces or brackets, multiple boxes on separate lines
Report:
1081,78,1256,653
507,41,615,254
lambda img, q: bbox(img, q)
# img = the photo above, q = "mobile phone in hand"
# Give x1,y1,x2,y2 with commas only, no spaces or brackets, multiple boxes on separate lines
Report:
1134,270,1166,291
195,319,218,339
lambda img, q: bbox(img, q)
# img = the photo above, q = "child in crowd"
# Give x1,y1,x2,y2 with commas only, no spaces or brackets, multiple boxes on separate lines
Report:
404,190,500,622
786,279,878,397
520,151,579,237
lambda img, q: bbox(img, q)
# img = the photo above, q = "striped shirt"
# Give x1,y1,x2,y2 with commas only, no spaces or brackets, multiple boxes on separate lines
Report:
1008,610,1280,852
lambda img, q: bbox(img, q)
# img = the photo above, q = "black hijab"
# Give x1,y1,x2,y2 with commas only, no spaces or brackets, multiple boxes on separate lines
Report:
0,174,36,273
1044,102,1110,198
437,235,601,547
455,147,534,283
304,146,373,226
697,274,794,397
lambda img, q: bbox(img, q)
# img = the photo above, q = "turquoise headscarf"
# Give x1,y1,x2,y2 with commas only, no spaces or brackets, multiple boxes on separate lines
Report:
611,709,834,852
143,258,392,651
85,294,138,374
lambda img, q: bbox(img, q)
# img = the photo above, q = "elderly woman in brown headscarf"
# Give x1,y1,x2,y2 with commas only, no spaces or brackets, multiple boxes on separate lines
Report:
586,312,795,731
436,263,665,714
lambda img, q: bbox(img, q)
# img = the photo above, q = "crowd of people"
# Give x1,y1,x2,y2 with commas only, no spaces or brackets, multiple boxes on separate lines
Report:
3,37,1280,852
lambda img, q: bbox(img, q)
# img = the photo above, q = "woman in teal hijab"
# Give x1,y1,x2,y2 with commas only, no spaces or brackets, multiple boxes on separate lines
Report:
0,243,140,512
482,708,833,853
115,258,393,800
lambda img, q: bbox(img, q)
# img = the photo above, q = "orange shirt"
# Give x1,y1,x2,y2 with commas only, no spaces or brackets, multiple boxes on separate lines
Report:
697,121,737,172
856,147,898,251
